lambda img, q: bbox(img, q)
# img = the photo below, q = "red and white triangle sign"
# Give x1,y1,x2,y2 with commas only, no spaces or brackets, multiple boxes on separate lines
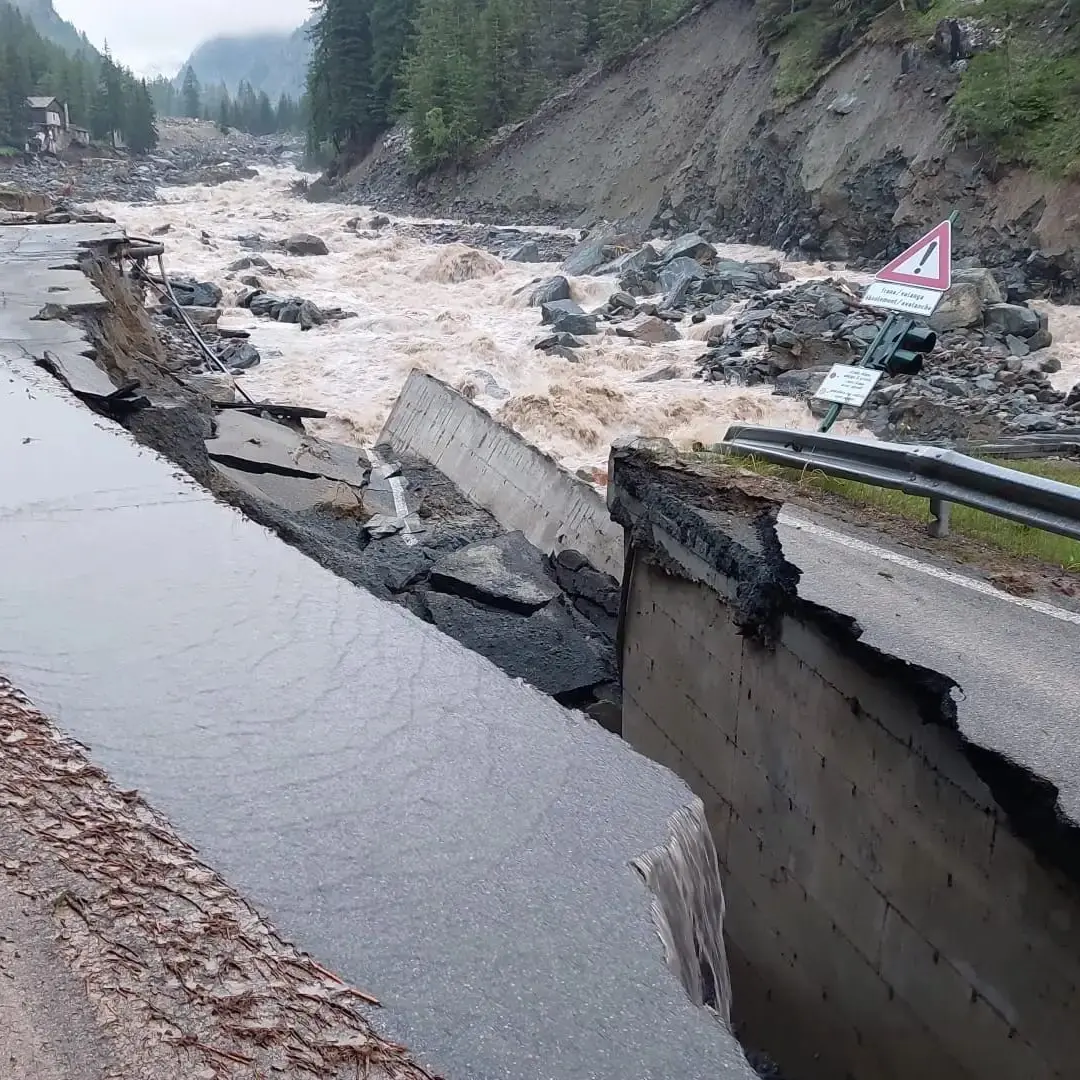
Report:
875,221,952,292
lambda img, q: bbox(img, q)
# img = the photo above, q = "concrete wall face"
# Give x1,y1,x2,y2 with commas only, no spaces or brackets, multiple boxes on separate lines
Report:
622,556,1080,1080
379,372,623,577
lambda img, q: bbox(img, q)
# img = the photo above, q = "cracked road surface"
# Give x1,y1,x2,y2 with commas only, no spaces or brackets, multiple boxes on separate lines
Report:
779,508,1080,824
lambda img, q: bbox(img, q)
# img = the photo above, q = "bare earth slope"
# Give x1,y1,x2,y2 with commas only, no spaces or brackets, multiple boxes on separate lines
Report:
348,0,1080,276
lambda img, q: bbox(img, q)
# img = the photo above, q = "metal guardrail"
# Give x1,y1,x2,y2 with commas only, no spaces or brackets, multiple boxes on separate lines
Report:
720,425,1080,541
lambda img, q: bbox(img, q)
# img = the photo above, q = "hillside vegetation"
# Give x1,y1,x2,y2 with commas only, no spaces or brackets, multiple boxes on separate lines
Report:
305,0,1080,183
308,0,695,170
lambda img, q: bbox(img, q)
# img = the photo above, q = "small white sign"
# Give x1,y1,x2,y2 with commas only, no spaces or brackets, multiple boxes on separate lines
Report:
814,364,883,407
862,280,942,317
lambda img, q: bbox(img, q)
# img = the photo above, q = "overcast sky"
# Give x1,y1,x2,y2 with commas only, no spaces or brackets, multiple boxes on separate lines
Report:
53,0,313,76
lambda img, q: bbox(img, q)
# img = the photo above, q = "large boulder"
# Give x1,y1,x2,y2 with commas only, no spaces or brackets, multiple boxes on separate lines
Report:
530,275,572,306
664,233,716,264
541,298,598,335
169,277,222,308
928,283,983,331
507,241,542,263
952,267,1003,304
985,302,1041,338
282,232,329,256
562,229,638,275
595,244,660,277
615,314,682,344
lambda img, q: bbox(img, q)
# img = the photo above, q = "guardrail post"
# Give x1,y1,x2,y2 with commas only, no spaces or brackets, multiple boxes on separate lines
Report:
928,497,951,538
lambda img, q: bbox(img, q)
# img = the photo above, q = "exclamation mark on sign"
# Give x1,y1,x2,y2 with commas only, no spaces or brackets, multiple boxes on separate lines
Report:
913,241,936,275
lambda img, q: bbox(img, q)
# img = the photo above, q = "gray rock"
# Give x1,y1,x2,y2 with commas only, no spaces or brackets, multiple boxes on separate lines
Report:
542,299,598,336
226,255,272,273
658,257,707,291
549,345,583,362
609,291,638,312
928,283,982,331
248,292,281,318
771,327,801,350
369,214,391,229
595,244,660,277
615,314,682,343
927,374,969,397
562,229,637,275
541,298,584,325
282,232,329,256
298,300,325,331
952,267,1003,304
1026,327,1053,351
1005,334,1030,357
773,367,830,399
169,277,222,308
217,340,261,371
664,233,716,264
536,333,585,350
429,532,561,613
530,275,572,306
1040,355,1062,373
636,364,681,382
507,241,542,263
1009,413,1060,432
277,300,302,324
985,302,1041,338
828,92,858,115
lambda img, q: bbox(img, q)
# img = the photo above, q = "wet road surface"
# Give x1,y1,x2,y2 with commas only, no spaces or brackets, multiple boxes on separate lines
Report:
0,359,753,1079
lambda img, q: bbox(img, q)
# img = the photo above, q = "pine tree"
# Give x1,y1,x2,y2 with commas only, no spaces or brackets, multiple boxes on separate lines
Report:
126,78,158,153
181,65,201,119
91,50,125,145
368,0,414,126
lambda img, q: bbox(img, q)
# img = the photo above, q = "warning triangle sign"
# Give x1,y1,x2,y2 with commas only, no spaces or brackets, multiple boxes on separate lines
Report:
875,221,952,291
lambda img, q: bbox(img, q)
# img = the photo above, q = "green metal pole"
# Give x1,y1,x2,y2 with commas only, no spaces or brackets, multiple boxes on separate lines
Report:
819,312,898,433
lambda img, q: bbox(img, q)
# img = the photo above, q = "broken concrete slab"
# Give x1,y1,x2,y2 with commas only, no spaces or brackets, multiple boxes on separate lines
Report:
35,350,132,403
211,462,350,514
429,531,561,613
422,591,613,698
205,411,367,485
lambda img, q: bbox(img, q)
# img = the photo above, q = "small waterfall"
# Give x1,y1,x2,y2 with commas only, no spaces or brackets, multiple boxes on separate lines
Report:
633,798,734,1027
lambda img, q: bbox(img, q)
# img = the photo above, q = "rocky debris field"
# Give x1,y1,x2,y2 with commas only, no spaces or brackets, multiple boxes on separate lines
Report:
548,226,1080,444
0,118,302,205
523,230,791,361
340,212,580,262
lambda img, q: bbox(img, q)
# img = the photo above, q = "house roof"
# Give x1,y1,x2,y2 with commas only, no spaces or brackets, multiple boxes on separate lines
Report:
26,96,60,110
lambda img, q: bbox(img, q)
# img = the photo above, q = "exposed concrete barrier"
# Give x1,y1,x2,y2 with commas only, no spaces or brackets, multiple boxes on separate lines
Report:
608,438,1080,1080
379,371,623,577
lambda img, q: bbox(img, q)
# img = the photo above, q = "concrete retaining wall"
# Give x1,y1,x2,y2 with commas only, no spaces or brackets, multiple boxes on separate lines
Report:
610,445,1080,1080
379,372,623,578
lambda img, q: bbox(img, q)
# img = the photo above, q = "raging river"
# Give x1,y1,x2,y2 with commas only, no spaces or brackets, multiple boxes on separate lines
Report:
96,167,1080,473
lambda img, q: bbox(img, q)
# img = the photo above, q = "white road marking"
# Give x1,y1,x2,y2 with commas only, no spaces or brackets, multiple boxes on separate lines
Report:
779,512,1080,627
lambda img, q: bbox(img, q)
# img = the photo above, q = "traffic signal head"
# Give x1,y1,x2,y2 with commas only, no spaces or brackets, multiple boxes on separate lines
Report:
886,324,936,376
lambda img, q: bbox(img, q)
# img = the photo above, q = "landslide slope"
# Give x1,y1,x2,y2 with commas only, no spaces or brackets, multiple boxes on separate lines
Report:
347,0,1080,276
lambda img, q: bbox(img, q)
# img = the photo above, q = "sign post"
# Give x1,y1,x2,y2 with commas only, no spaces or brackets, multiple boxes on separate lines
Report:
816,215,955,432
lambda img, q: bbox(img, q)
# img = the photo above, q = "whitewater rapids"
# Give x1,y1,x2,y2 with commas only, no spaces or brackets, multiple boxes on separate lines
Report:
94,167,1080,477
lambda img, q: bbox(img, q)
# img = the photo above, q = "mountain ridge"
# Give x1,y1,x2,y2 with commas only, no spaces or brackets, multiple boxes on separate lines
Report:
8,0,100,57
177,20,313,100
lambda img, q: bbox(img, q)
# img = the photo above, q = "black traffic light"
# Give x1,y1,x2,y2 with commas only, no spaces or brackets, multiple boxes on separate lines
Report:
865,316,936,376
888,324,936,375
